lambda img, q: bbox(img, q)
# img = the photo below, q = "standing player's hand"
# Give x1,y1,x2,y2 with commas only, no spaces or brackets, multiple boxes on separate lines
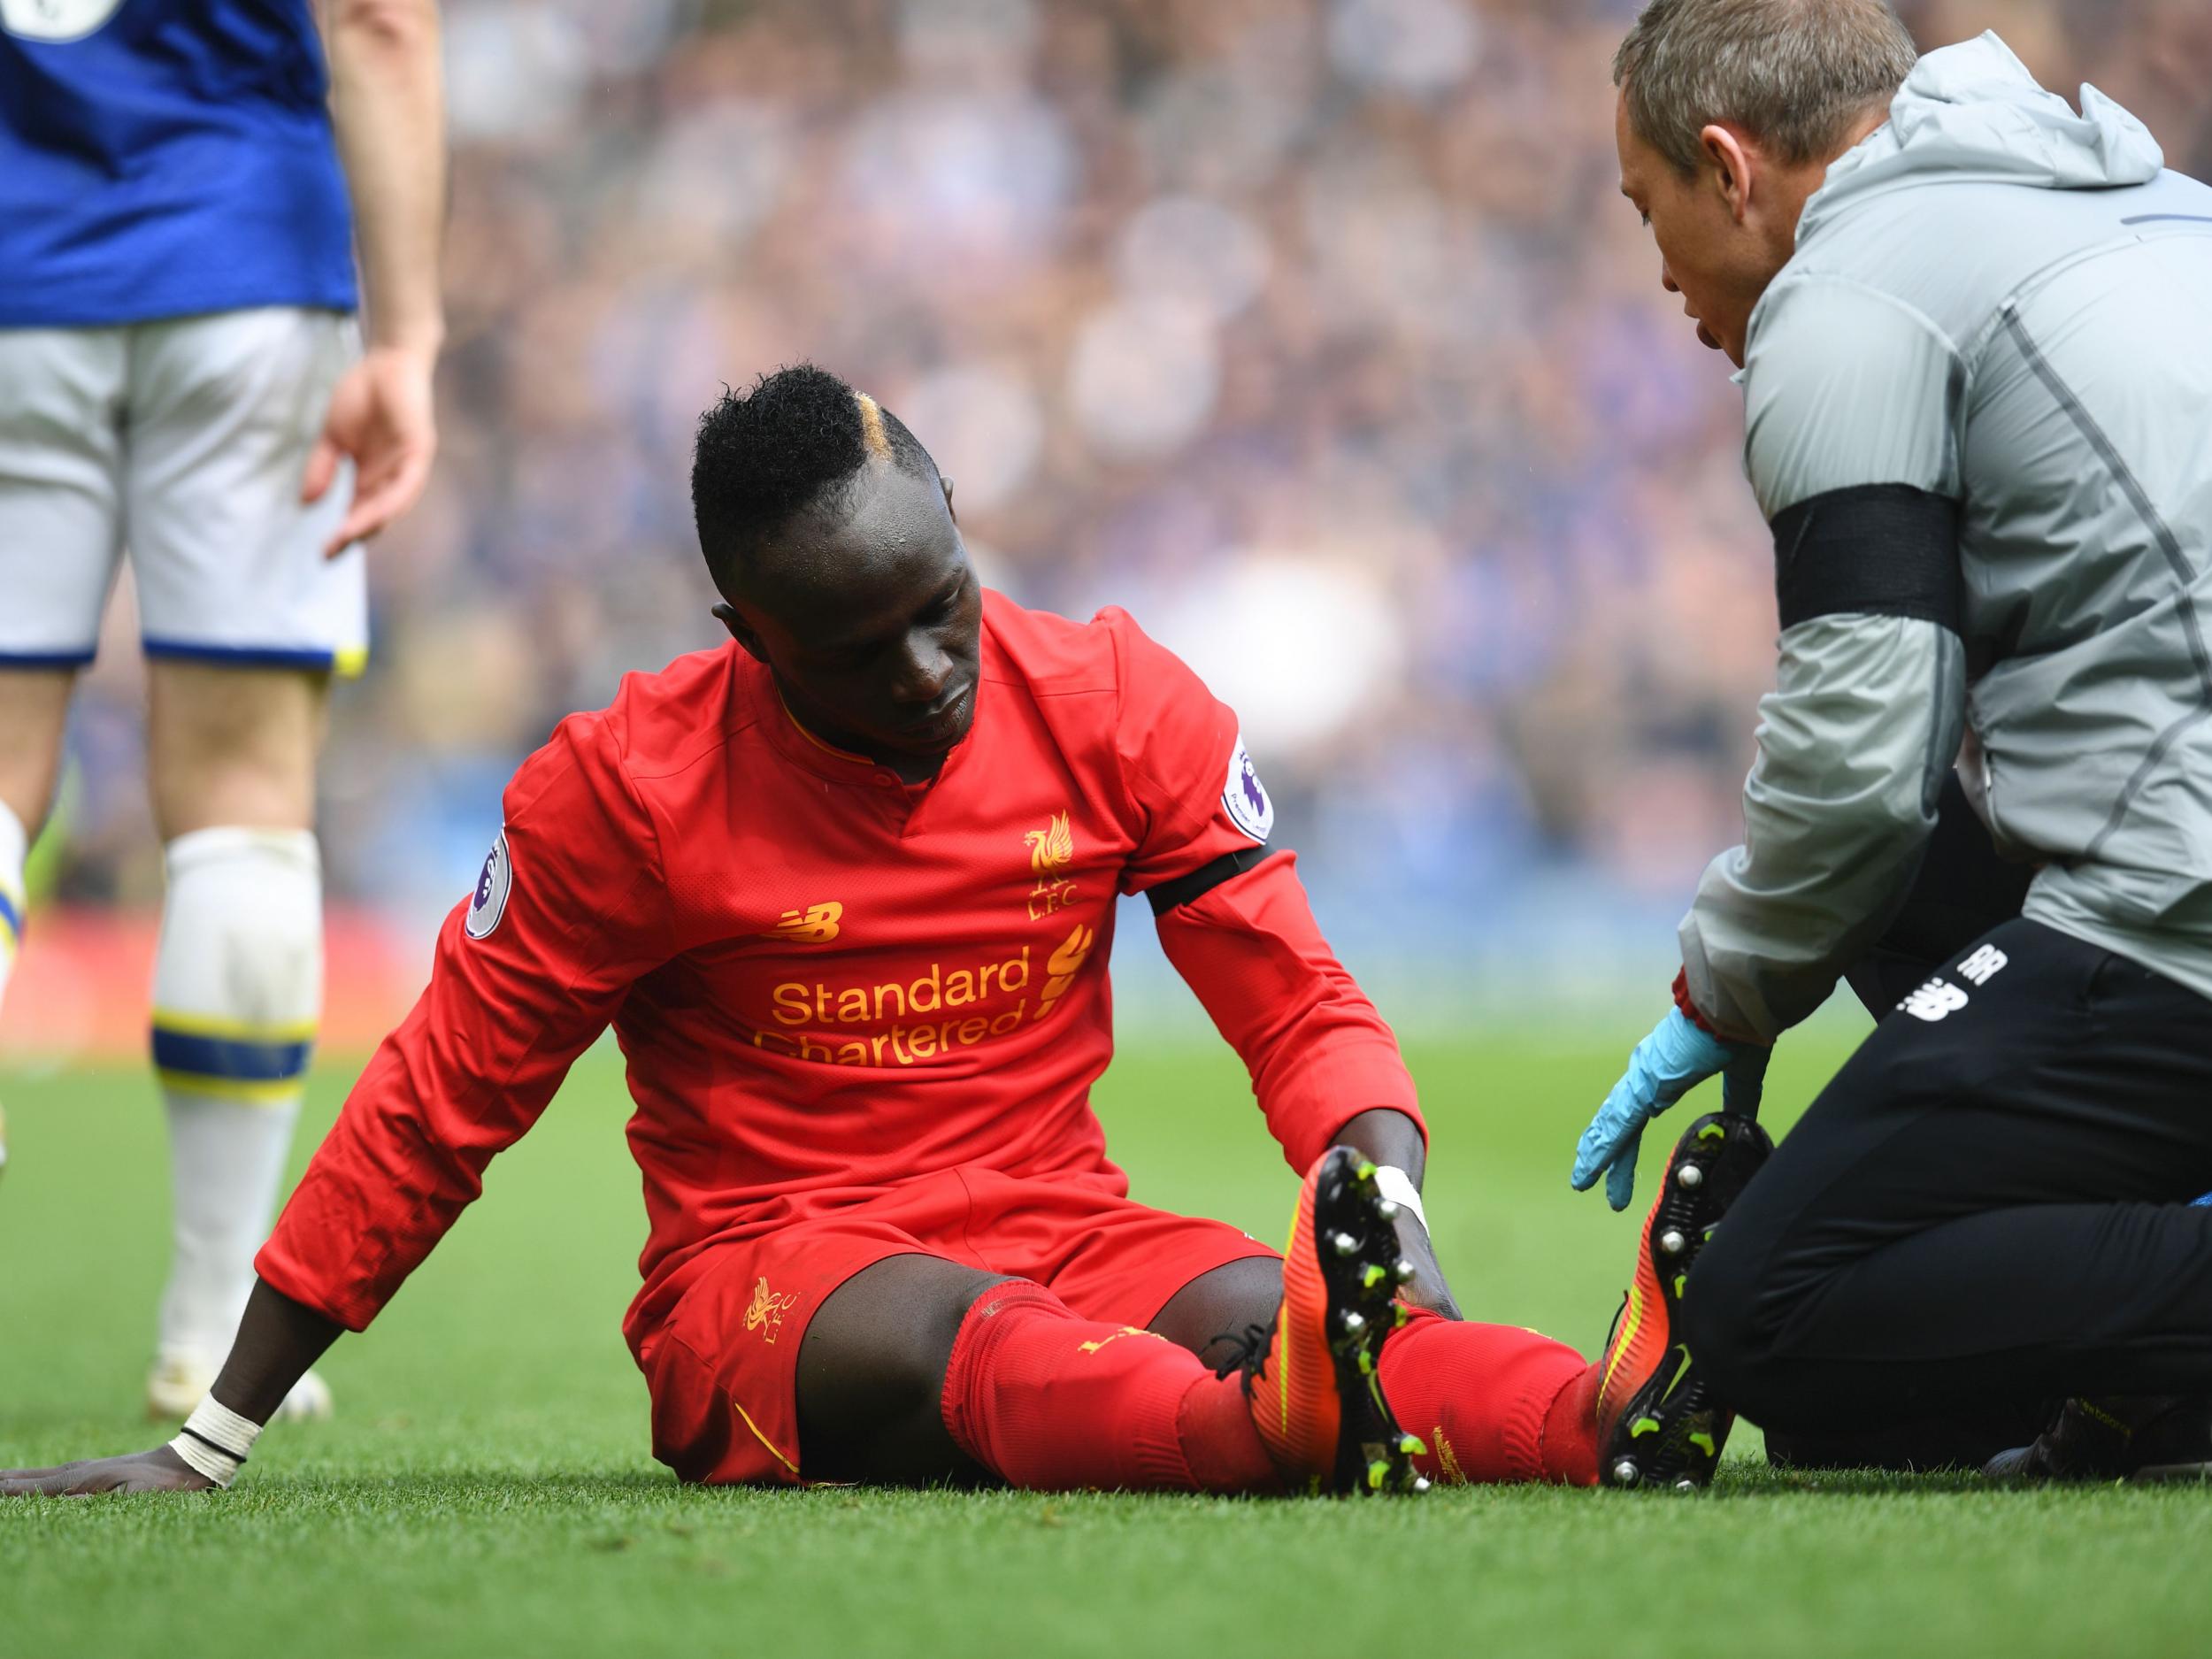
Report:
0,1445,215,1497
302,343,439,557
1572,1009,1768,1211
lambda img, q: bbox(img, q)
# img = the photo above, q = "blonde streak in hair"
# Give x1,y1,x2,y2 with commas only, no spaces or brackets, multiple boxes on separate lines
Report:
854,392,893,462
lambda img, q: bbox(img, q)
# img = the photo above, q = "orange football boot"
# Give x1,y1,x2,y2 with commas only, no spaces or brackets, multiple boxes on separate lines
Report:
1594,1110,1772,1490
1240,1146,1428,1495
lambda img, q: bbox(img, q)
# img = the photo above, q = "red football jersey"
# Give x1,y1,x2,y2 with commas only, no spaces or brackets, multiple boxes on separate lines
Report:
258,593,1420,1340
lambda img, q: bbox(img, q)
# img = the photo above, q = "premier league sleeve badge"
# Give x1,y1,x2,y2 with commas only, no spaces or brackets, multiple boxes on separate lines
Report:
465,828,512,940
1221,735,1274,845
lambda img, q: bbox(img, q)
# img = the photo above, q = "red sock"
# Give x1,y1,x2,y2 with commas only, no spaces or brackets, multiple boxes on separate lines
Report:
1378,1306,1600,1486
940,1281,1279,1494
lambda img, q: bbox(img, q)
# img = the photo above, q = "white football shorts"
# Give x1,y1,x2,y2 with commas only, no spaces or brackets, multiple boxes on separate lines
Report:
0,306,367,673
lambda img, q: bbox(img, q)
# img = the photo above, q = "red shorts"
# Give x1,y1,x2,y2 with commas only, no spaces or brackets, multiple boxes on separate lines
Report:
634,1165,1278,1485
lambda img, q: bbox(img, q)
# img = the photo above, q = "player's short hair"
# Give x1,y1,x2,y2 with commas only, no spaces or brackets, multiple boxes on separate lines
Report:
691,364,938,595
1613,0,1917,176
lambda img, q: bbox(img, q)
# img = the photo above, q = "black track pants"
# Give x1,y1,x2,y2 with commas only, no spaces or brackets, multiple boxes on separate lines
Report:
1840,771,2034,1020
1684,917,2212,1436
1765,773,2045,1465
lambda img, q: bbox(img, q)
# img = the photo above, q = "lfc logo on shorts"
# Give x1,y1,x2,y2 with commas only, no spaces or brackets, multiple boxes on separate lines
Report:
744,1277,801,1344
1024,811,1079,919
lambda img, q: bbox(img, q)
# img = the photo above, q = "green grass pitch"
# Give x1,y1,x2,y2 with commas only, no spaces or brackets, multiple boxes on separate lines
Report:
5,1033,2211,1658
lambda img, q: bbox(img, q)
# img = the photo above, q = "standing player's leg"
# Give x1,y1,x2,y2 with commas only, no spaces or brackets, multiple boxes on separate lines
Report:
0,672,76,1178
0,324,131,1179
0,673,74,1008
142,663,329,1417
122,308,364,1420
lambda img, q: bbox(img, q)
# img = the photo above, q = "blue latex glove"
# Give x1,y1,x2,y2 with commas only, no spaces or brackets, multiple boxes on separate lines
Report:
1572,1009,1769,1211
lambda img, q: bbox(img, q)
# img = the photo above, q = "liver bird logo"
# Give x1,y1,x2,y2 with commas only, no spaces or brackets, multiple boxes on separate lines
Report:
1025,811,1074,876
744,1277,801,1343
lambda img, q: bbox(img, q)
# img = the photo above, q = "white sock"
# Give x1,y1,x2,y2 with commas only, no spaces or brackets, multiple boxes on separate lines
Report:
151,827,322,1360
0,798,25,1019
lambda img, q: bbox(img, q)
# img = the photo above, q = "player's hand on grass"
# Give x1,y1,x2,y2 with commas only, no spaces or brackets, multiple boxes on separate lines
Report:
0,1445,215,1497
303,342,438,557
1572,1008,1768,1211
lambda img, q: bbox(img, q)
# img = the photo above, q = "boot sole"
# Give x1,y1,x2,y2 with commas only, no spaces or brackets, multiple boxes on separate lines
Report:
1309,1148,1428,1495
1599,1111,1772,1492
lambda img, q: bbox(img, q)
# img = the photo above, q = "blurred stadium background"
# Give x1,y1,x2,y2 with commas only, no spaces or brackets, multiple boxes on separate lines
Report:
7,0,2210,1061
14,10,2212,1649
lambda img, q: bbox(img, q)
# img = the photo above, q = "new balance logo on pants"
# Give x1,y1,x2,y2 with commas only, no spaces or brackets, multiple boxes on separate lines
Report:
1897,945,2010,1023
1900,979,1970,1022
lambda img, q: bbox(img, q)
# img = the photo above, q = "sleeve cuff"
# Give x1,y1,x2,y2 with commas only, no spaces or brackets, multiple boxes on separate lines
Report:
1264,1037,1425,1174
1671,969,1722,1037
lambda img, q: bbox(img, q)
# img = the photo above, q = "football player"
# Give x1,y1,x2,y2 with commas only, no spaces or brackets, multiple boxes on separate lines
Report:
0,0,445,1417
3,368,1765,1499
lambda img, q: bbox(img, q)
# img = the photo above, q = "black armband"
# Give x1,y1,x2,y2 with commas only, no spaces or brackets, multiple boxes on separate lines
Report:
1145,845,1282,915
1771,483,1962,633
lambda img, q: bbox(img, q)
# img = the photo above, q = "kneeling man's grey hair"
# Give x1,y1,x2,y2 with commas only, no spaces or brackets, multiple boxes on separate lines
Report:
1614,0,1918,175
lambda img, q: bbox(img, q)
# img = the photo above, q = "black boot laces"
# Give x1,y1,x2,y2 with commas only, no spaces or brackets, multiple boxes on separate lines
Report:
1205,1322,1276,1394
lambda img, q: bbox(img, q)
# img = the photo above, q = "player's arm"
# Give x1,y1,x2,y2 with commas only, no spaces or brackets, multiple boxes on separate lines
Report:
305,0,447,554
1105,612,1451,1313
1150,854,1455,1316
1574,278,1969,1207
1,1286,341,1494
1,717,672,1495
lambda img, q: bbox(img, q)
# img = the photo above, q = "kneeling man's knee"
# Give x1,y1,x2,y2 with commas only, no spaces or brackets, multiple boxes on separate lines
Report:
1679,1224,1793,1424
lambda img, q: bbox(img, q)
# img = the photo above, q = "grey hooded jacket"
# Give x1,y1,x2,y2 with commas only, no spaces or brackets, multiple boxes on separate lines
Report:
1680,31,2212,1041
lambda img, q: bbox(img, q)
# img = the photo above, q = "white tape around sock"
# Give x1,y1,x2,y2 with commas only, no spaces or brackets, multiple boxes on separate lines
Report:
168,1395,263,1488
1374,1165,1428,1234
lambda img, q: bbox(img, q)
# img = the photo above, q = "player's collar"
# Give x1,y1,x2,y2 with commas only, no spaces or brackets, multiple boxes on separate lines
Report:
775,690,874,766
751,669,984,794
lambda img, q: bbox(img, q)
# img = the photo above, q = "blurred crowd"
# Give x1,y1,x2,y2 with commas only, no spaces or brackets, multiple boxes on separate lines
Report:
48,0,2212,985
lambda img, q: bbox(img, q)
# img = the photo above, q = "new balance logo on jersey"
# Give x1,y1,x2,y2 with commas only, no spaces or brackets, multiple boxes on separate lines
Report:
1900,979,1970,1022
1957,945,2009,986
769,902,843,944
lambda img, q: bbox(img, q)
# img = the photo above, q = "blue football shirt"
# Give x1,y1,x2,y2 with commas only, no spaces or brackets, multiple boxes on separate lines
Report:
0,0,357,327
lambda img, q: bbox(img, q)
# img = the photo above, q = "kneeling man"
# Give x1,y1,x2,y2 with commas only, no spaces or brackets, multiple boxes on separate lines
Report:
1582,1,2212,1479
